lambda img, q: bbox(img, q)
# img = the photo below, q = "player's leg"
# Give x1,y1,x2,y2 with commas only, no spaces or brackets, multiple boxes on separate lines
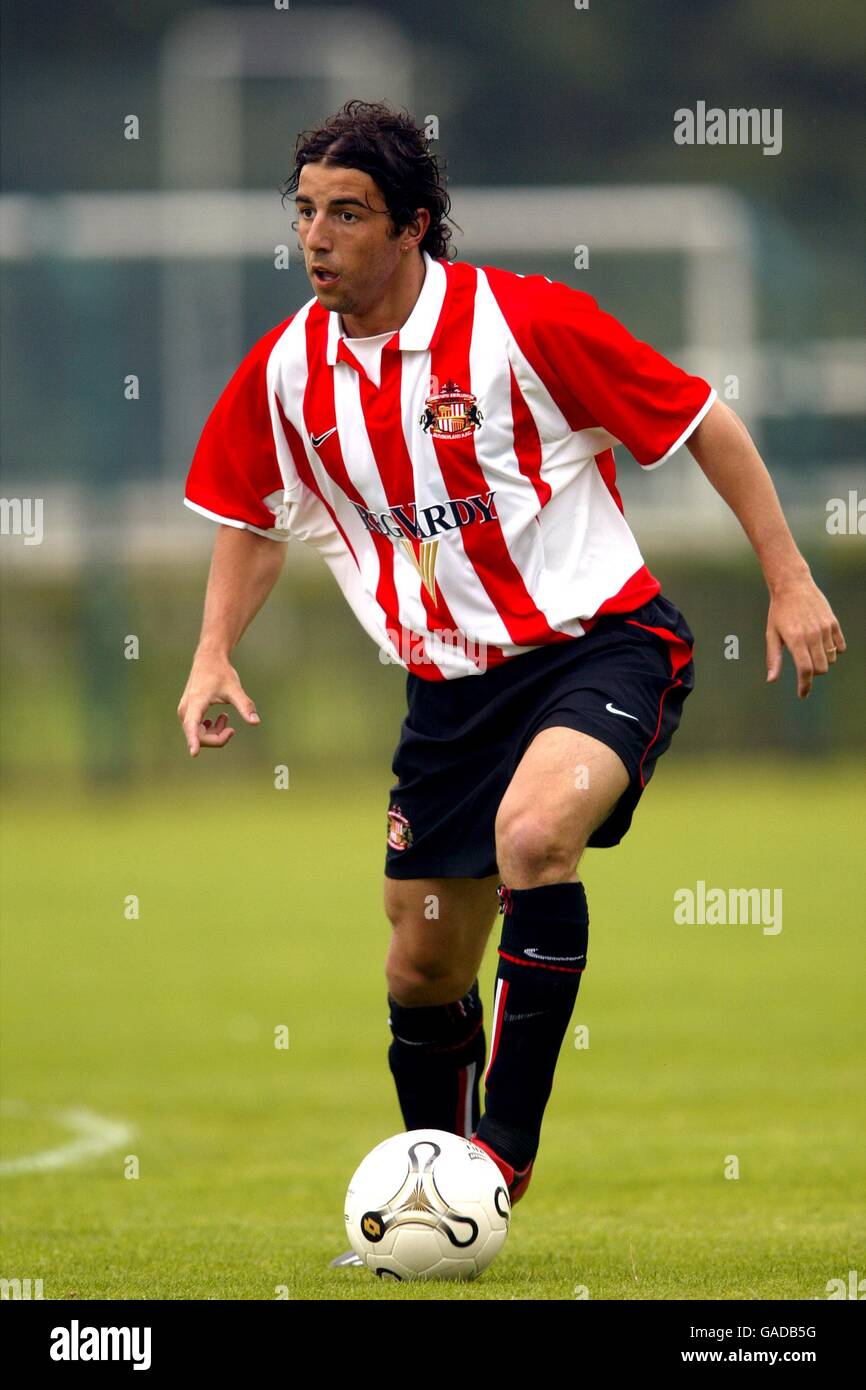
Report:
384,873,499,1138
495,726,629,887
472,729,629,1176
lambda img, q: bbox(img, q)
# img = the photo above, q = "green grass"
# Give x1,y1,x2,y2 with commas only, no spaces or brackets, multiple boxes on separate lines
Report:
1,760,863,1299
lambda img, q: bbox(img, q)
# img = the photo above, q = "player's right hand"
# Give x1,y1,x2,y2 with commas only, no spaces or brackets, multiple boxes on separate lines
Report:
177,658,261,757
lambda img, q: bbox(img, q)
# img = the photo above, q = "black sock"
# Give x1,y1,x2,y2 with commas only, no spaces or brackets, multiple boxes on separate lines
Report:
387,979,486,1137
475,881,588,1171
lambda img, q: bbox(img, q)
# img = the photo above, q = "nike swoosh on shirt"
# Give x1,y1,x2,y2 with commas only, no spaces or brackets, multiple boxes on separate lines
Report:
605,701,639,721
310,427,338,449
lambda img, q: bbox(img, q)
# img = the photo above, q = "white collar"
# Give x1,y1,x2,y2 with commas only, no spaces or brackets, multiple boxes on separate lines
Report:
325,249,447,365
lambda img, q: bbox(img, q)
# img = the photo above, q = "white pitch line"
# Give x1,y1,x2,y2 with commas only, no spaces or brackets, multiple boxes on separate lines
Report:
0,1100,135,1176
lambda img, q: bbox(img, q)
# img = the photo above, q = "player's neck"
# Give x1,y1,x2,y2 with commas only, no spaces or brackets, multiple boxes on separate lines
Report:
339,251,426,339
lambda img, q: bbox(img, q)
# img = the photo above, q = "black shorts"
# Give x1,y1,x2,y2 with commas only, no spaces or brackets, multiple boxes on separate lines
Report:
383,593,695,880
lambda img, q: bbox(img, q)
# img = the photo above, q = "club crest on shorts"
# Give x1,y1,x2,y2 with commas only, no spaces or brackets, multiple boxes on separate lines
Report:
420,380,483,439
387,804,413,852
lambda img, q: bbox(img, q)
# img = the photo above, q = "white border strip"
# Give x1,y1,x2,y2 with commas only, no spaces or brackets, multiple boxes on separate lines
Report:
0,1101,135,1177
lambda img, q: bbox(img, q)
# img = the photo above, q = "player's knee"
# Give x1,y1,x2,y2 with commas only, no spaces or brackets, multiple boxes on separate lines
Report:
382,891,470,1003
385,952,473,1008
495,806,585,887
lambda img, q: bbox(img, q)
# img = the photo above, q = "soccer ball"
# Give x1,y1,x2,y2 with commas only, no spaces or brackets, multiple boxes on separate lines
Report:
344,1128,511,1280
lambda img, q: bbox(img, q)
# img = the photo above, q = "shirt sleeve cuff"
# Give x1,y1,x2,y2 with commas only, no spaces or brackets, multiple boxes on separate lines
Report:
183,496,292,541
640,385,718,471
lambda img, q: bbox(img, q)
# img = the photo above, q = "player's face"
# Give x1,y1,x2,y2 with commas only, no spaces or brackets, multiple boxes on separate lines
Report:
295,161,406,317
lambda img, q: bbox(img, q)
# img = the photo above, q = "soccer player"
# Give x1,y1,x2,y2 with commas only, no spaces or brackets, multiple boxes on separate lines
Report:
177,101,845,1243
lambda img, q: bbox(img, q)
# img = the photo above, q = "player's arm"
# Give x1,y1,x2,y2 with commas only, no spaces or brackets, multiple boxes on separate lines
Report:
685,398,846,698
504,276,845,697
177,524,286,756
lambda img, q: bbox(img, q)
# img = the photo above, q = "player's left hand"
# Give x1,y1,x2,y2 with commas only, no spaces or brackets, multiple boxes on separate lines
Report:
765,575,846,699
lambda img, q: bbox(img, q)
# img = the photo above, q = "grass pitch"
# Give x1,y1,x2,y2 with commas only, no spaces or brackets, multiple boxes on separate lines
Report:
1,760,863,1299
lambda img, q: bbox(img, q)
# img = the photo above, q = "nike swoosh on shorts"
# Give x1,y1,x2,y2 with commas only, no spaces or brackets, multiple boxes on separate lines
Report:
605,701,638,720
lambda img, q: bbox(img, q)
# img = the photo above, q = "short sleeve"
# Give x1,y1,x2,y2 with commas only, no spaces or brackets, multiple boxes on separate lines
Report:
183,318,296,540
499,272,716,468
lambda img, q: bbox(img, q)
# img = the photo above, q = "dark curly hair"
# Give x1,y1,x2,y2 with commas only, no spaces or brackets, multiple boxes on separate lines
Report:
281,99,458,260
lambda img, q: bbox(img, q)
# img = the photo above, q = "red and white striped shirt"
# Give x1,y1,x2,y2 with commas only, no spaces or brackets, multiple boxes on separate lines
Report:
184,250,716,679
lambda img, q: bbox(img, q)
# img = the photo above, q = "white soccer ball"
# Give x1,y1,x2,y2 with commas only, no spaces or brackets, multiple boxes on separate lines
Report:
344,1128,511,1281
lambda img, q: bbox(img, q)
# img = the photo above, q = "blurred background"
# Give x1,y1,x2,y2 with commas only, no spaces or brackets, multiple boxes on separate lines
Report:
1,0,863,790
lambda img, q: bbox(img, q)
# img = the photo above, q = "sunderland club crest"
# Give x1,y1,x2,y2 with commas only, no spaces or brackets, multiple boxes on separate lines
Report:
419,381,483,439
387,804,413,852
